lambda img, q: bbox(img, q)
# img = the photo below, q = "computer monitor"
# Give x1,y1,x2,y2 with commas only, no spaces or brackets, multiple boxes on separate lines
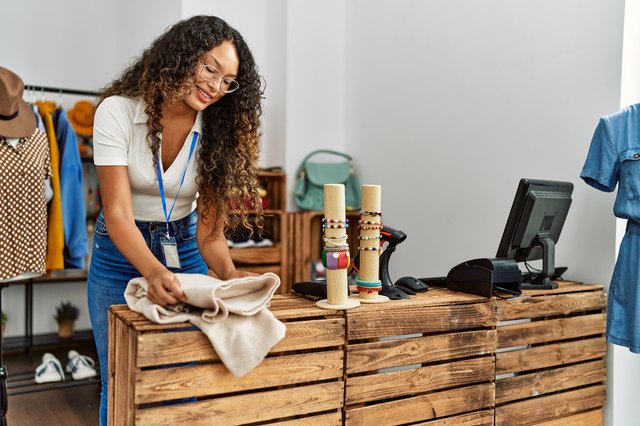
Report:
496,178,573,289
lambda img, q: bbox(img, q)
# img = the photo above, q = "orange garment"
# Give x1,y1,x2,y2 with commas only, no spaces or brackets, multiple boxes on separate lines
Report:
36,101,64,270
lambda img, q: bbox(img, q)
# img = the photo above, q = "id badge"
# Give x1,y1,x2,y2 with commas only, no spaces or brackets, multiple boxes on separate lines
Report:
160,235,181,269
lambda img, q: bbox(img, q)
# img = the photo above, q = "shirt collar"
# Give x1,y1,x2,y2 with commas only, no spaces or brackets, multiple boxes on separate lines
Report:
134,99,203,135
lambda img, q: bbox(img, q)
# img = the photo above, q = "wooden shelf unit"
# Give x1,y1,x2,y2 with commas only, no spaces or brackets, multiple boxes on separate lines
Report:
228,170,289,293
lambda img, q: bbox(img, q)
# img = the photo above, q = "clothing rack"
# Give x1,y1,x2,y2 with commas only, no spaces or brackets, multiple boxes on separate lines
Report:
25,85,100,97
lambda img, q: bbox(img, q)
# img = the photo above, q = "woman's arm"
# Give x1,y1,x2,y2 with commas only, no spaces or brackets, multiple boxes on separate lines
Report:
97,165,185,305
196,201,255,280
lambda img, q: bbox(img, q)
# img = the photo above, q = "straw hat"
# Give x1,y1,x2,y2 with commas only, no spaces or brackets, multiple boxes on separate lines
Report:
0,67,36,138
68,100,95,137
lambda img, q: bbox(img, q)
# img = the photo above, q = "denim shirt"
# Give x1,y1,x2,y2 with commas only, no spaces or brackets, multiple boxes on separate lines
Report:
581,103,640,223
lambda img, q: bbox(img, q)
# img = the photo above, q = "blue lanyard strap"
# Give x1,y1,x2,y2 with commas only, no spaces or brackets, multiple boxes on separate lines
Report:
155,131,199,236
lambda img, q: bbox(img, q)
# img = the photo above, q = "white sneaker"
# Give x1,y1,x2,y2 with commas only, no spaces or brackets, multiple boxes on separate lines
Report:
34,353,65,383
232,239,256,249
253,238,274,248
66,350,97,380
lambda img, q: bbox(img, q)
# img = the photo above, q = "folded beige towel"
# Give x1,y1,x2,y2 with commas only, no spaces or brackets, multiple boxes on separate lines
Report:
124,272,286,377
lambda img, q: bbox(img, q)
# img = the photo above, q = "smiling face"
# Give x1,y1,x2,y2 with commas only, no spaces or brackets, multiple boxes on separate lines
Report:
185,40,240,111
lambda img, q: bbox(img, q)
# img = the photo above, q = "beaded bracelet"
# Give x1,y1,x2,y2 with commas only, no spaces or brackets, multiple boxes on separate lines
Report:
359,220,383,226
358,210,382,217
358,246,381,251
322,218,349,224
359,224,383,230
358,235,382,241
322,223,349,229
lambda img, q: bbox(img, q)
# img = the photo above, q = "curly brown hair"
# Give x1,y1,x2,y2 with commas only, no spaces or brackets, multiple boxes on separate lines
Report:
99,15,263,237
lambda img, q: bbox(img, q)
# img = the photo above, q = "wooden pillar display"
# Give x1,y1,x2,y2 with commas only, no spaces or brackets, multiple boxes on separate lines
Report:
353,185,389,303
316,184,360,310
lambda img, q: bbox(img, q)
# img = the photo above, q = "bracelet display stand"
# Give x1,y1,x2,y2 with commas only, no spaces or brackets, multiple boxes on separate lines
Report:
352,185,388,304
316,184,360,310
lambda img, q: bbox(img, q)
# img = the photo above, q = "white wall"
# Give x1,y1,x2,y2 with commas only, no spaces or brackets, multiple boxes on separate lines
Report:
344,0,622,288
182,0,287,169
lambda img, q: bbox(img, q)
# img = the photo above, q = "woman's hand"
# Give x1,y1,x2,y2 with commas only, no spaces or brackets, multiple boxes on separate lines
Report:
146,266,186,306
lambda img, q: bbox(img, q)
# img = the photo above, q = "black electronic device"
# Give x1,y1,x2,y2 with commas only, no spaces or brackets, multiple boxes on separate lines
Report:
496,178,573,290
418,276,448,287
395,276,429,293
350,225,416,300
447,258,522,297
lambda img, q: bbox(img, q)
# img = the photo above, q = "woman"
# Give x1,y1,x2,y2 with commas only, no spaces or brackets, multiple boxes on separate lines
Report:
88,15,264,424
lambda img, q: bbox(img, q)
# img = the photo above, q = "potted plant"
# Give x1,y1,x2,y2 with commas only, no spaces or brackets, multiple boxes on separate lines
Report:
54,301,79,339
1,311,7,337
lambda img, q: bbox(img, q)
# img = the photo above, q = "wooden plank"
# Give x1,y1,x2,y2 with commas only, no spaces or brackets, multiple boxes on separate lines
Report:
522,282,602,296
112,314,136,426
137,318,345,367
135,350,344,403
495,384,605,426
230,245,282,264
496,291,607,321
347,330,496,374
237,264,282,277
348,288,489,313
496,359,606,404
347,356,494,404
135,381,344,426
107,310,116,426
532,409,603,426
497,313,606,348
413,409,495,426
347,302,495,340
496,337,606,375
267,412,342,426
345,382,494,425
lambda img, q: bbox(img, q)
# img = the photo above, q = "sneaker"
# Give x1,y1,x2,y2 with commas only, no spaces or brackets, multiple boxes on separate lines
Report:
35,353,65,383
66,350,97,380
232,239,256,249
253,238,274,248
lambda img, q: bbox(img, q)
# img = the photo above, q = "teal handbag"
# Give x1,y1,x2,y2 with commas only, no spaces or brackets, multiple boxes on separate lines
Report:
294,150,361,211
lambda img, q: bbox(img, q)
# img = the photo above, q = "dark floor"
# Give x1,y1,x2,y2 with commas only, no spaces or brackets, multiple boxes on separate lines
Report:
3,340,100,425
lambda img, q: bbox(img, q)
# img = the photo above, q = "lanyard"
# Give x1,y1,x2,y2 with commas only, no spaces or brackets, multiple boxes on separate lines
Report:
155,131,199,237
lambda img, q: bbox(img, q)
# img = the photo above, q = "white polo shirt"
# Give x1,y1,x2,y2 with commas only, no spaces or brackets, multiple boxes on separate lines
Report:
93,96,202,222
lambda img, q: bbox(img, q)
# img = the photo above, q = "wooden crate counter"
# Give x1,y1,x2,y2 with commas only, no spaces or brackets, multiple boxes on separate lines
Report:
494,282,607,426
343,288,497,425
108,294,345,426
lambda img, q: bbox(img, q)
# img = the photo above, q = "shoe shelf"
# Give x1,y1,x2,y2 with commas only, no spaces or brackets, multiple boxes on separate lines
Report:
7,367,100,396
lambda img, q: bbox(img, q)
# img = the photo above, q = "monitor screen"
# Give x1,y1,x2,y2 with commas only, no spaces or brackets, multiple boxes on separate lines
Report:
496,178,573,289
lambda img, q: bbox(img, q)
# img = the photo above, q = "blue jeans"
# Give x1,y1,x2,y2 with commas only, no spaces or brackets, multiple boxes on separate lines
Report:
87,209,207,426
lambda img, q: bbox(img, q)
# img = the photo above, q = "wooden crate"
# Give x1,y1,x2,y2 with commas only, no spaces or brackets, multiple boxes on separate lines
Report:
494,282,607,426
108,295,345,426
344,288,497,425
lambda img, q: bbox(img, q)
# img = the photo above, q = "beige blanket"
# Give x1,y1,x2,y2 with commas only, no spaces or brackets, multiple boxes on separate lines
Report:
124,272,286,377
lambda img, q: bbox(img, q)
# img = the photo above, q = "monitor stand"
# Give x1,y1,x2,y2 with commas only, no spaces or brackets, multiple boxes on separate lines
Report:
520,234,559,290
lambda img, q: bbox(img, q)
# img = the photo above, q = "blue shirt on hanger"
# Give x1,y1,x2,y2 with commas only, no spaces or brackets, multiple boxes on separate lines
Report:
53,108,88,269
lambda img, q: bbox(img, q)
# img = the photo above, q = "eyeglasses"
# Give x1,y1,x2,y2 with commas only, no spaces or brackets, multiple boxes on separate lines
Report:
199,61,240,93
